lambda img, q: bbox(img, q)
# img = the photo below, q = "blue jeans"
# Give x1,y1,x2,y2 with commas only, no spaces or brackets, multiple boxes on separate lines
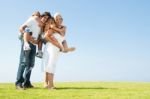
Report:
15,41,36,86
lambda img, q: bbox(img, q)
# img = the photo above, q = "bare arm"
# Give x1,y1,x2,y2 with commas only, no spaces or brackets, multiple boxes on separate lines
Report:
19,25,28,34
19,24,30,43
23,32,30,42
51,26,66,36
45,30,64,51
20,25,38,44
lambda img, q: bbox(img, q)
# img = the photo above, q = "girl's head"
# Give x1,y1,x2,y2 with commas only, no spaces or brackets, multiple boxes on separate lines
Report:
50,17,56,26
44,17,56,32
32,11,40,17
54,12,63,25
45,17,56,26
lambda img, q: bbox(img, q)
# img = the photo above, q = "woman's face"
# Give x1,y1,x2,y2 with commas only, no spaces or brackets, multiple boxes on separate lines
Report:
41,16,49,24
55,15,63,25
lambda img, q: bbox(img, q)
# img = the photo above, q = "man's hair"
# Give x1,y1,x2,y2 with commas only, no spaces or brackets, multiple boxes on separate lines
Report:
41,12,51,18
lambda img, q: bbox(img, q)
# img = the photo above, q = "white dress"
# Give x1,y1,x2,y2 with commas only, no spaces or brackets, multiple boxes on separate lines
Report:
41,33,65,74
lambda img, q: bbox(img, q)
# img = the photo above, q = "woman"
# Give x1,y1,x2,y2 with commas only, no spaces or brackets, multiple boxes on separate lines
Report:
41,13,75,90
41,17,64,90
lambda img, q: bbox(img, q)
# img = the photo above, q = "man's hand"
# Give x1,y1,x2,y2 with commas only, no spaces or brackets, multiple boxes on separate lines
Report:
50,25,54,29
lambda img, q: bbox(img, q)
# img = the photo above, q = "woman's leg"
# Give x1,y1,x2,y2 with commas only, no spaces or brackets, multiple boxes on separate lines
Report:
44,72,48,88
47,73,55,89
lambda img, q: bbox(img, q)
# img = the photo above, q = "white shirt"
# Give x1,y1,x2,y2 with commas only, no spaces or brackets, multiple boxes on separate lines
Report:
23,17,41,40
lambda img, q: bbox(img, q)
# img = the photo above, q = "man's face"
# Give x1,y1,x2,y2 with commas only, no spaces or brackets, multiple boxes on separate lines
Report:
41,16,49,23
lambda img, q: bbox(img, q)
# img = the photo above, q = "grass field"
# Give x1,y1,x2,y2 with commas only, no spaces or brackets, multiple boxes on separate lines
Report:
0,82,150,99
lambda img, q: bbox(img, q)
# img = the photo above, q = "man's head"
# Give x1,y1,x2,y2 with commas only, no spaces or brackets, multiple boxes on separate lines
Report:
41,12,51,23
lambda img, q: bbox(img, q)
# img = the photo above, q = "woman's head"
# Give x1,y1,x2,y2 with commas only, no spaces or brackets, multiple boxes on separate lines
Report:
54,12,63,25
41,12,51,23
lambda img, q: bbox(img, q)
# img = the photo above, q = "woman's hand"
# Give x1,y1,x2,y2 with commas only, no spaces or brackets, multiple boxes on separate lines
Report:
50,24,55,29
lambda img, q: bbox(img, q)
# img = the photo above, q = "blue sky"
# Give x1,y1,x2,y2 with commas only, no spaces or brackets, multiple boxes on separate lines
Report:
0,0,150,82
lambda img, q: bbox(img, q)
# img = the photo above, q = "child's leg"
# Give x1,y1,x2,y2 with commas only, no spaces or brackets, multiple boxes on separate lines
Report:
36,40,43,58
38,40,42,51
62,40,75,52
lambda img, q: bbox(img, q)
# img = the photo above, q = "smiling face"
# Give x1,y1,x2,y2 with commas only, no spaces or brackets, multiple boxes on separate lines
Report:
41,15,49,24
44,18,56,33
55,15,63,26
50,18,56,26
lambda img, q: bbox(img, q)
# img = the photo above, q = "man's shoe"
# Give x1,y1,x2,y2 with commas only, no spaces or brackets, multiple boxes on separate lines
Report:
16,85,24,90
23,84,34,88
28,84,34,88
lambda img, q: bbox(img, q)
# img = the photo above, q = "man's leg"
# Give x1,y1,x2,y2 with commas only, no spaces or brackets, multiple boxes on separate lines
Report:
16,41,26,89
23,43,36,88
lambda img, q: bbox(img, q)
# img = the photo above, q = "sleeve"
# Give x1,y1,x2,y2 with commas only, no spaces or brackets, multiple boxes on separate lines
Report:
22,17,33,28
22,18,33,35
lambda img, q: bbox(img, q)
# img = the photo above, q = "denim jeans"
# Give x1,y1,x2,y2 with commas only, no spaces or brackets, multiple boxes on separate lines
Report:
16,41,36,86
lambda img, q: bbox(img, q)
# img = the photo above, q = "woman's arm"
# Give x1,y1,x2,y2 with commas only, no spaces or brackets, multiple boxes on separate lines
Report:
45,30,64,51
51,25,66,36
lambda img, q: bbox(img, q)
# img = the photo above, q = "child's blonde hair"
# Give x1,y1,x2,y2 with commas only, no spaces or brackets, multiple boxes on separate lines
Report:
32,11,40,17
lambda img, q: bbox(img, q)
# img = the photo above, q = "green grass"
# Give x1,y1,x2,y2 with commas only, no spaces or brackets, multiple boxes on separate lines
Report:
0,82,150,99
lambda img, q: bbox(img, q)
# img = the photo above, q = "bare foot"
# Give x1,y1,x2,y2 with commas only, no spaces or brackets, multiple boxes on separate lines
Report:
47,86,56,90
44,82,48,88
44,85,48,89
63,47,76,53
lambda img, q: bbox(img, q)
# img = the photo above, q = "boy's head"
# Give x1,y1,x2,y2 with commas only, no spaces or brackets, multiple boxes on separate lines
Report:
32,11,40,17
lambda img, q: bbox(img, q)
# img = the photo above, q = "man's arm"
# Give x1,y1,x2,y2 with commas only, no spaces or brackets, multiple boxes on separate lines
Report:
21,26,31,50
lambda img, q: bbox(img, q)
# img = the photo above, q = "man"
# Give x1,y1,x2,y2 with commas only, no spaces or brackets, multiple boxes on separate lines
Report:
15,12,51,90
